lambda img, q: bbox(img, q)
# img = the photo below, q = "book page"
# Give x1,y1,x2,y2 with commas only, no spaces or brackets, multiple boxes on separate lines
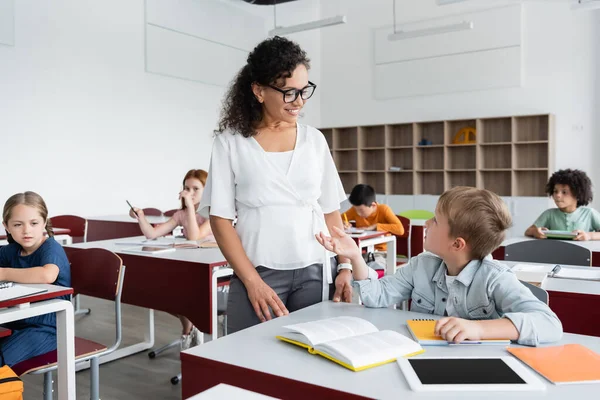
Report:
317,330,422,369
554,267,600,281
282,316,378,347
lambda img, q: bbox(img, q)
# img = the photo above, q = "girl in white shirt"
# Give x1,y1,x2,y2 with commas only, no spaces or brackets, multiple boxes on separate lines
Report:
200,36,352,333
130,169,212,349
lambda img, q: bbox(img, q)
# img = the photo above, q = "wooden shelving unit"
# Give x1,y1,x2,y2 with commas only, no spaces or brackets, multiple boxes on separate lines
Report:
321,114,554,196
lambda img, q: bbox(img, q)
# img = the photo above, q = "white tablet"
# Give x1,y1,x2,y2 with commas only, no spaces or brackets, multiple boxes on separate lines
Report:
397,357,546,392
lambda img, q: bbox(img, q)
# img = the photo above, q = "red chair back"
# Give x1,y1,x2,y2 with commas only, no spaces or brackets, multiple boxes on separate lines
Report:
395,215,410,258
67,248,123,300
50,215,87,243
163,209,179,217
142,208,163,216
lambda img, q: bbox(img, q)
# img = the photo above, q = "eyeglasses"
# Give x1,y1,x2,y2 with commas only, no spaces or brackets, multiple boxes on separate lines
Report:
267,81,317,103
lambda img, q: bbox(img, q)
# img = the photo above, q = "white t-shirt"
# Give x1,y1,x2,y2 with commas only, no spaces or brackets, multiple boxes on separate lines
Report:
199,123,347,271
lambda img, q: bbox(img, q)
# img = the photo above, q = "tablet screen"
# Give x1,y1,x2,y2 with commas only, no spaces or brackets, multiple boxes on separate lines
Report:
408,358,526,385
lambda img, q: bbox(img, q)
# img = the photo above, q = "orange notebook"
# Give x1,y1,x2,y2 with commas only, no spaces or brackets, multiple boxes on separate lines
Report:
508,344,600,384
406,319,510,345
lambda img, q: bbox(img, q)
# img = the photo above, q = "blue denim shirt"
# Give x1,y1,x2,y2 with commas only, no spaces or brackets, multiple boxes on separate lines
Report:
354,252,563,346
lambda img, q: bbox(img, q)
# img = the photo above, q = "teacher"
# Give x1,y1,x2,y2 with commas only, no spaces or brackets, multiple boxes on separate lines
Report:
200,36,352,333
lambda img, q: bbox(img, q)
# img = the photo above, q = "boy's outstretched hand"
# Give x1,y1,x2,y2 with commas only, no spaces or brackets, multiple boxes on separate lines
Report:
315,226,361,260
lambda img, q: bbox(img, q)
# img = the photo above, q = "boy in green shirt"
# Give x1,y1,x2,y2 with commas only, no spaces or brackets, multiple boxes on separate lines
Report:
525,169,600,241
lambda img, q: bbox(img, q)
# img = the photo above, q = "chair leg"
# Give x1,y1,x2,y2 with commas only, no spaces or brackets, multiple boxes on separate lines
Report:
73,294,91,316
223,315,228,336
170,373,182,385
90,356,100,400
43,371,53,400
148,338,180,358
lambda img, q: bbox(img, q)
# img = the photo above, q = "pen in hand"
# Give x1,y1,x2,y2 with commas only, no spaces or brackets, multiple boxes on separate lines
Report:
126,200,138,218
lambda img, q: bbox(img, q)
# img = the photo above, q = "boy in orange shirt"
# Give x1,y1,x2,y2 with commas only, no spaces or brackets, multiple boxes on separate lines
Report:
342,184,404,270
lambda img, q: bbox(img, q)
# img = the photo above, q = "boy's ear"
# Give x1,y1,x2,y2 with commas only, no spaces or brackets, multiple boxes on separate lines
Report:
452,237,467,252
370,202,378,208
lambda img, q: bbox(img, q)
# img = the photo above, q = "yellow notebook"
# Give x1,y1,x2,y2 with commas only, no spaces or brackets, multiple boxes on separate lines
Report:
508,344,600,384
276,316,424,372
406,319,511,345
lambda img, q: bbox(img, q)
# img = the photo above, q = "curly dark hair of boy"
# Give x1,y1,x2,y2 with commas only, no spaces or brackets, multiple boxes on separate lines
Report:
545,169,593,207
215,36,310,138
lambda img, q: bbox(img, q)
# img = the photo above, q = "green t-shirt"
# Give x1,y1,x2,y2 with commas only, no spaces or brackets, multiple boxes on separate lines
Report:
534,206,600,232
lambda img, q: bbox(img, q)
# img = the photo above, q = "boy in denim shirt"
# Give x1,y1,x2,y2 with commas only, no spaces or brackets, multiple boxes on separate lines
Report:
317,186,562,346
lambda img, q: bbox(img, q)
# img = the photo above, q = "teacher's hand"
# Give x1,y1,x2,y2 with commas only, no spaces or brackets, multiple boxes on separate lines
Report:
246,278,288,322
333,269,353,303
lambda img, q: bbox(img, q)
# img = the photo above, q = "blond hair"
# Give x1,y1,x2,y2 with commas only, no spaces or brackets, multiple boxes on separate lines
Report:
437,186,512,259
2,192,54,244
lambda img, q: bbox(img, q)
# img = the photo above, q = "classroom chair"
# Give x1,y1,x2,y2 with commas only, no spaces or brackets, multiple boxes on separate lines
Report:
520,280,549,304
142,207,163,216
12,248,126,400
50,215,87,243
504,239,591,266
50,215,90,317
394,214,411,262
398,209,434,220
163,208,179,217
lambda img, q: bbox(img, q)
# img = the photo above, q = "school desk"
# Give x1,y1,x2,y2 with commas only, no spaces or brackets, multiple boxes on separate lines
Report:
181,301,600,400
0,284,75,400
65,236,227,366
503,260,600,337
85,215,169,242
350,231,397,276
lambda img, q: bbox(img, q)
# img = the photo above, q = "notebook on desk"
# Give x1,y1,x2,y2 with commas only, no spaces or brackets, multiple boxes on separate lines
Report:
406,319,511,345
121,246,177,255
508,344,600,384
0,284,48,302
544,230,577,240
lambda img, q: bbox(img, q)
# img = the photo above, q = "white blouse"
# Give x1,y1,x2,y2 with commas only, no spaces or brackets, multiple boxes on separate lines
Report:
200,123,346,281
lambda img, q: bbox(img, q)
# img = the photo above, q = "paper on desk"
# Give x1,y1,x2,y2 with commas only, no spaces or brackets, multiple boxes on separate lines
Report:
553,268,600,281
511,264,555,283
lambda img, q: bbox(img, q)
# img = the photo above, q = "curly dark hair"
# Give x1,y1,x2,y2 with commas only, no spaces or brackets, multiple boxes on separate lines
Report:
545,169,593,206
215,36,310,138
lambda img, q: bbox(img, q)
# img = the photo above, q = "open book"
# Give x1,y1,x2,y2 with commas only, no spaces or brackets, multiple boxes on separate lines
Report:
276,316,424,372
0,284,48,302
117,238,218,249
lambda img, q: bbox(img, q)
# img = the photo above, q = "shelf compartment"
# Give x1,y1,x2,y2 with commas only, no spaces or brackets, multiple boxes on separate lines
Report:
334,150,358,171
416,171,444,195
416,122,444,145
416,147,444,170
514,143,548,169
514,115,549,142
447,146,476,170
339,172,358,193
387,148,413,171
447,171,476,189
361,172,386,194
479,117,512,143
387,124,413,147
446,119,477,145
334,127,358,149
481,144,511,169
360,125,386,148
514,170,549,196
321,128,333,148
481,171,512,196
360,149,385,171
388,171,413,195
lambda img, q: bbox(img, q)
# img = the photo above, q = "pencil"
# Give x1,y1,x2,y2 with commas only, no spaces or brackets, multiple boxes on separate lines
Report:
343,213,349,225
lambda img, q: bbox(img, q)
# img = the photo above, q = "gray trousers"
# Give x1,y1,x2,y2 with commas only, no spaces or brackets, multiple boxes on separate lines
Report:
227,259,337,334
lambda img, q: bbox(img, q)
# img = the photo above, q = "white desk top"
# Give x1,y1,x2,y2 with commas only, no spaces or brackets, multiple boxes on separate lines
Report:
502,236,600,252
183,301,600,399
68,236,227,266
87,214,169,224
503,260,600,296
187,384,279,400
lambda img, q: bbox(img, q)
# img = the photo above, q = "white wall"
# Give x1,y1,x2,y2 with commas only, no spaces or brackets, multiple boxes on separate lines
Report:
0,0,321,217
319,0,599,195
